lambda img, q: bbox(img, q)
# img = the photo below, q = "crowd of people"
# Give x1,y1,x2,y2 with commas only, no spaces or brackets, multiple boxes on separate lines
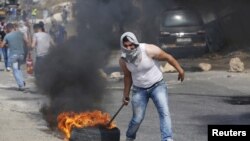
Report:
5,3,71,25
0,18,67,91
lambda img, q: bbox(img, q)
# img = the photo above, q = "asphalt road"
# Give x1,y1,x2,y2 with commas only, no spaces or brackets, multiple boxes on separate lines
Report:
0,61,250,141
105,71,250,141
0,64,61,141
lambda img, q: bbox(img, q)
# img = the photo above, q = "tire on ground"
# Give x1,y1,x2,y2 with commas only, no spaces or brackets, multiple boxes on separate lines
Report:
70,127,120,141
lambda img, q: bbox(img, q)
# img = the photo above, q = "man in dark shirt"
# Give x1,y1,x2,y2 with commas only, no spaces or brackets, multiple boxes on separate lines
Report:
0,24,10,71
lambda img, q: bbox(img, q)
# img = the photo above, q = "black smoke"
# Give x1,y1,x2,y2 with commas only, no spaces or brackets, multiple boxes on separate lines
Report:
37,0,174,128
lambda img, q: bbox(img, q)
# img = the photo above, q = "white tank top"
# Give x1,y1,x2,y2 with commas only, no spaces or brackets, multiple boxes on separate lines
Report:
126,44,163,88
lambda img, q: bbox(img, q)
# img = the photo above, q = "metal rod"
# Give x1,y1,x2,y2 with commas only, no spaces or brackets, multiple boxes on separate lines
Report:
107,103,125,126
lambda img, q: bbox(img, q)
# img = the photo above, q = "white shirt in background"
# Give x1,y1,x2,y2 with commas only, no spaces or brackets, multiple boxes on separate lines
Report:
33,32,54,57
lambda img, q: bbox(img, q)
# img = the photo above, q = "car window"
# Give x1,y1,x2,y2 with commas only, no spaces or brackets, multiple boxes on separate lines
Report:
162,10,203,27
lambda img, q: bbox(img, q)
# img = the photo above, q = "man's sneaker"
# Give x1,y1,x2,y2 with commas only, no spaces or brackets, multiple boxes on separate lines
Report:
6,67,11,72
18,87,25,91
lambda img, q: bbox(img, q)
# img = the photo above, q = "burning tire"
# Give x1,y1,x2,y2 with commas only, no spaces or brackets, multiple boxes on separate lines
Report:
70,127,120,141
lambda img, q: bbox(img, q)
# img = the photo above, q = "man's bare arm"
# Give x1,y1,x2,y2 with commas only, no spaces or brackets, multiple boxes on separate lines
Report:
119,58,133,105
146,44,185,81
31,37,36,48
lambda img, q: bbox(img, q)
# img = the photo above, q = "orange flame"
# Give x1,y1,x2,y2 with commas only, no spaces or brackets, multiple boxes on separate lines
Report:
57,110,116,139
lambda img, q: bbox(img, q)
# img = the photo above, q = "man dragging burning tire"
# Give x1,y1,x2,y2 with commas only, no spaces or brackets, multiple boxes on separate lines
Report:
119,32,185,141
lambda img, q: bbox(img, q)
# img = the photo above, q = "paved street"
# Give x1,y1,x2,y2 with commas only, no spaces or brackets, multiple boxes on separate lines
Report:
0,60,250,141
0,62,61,141
105,70,250,141
0,0,249,141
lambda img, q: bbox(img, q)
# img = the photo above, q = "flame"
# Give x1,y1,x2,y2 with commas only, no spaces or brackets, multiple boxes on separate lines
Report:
57,110,116,139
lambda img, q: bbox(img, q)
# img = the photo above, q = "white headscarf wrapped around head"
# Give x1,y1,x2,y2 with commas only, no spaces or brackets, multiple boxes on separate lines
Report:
120,32,141,65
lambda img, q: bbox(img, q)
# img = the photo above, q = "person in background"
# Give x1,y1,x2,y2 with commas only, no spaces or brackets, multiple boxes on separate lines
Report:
49,20,67,46
0,22,11,71
31,8,37,24
0,23,29,91
38,21,45,32
61,6,68,25
119,32,185,141
0,21,3,61
43,8,48,22
22,10,28,21
18,20,29,60
0,26,2,62
32,24,54,79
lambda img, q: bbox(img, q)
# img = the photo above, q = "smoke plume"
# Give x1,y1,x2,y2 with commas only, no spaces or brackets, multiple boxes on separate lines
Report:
37,0,174,128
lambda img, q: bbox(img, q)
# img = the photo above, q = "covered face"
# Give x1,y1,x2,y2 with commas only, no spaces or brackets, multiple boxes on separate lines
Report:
120,32,141,65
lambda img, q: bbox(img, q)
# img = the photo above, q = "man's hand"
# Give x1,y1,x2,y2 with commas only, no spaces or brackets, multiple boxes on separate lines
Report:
123,96,130,106
178,69,185,82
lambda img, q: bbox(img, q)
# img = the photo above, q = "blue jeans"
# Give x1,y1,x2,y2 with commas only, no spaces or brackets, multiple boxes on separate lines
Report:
2,47,10,69
126,80,173,141
10,54,25,88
